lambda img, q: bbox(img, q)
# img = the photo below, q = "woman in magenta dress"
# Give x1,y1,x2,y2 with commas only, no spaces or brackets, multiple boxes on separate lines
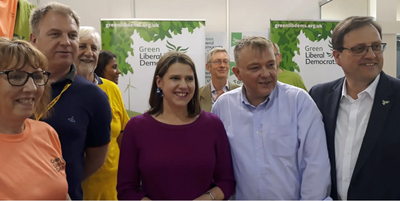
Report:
117,51,235,200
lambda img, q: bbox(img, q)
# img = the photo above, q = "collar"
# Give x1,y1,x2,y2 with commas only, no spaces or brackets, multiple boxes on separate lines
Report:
210,80,229,93
341,74,380,100
94,73,103,85
240,82,278,109
52,64,77,86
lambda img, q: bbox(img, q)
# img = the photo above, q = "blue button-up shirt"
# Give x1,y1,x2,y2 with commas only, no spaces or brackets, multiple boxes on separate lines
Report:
212,82,331,200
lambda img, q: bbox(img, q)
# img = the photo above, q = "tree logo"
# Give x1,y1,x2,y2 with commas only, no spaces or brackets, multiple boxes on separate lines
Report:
326,40,334,58
166,40,189,53
231,32,242,47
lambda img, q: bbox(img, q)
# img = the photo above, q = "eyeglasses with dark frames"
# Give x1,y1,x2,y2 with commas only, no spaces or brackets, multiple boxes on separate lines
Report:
338,43,387,56
0,70,51,86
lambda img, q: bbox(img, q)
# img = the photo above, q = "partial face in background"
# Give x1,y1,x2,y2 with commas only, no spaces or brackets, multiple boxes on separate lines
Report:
206,51,230,80
157,62,195,110
333,24,384,84
274,46,282,69
0,65,46,122
103,57,121,84
30,10,79,72
233,46,277,101
75,36,100,77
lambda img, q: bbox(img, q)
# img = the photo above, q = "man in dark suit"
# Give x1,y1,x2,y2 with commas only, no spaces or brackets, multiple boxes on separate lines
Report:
309,16,400,200
199,48,240,112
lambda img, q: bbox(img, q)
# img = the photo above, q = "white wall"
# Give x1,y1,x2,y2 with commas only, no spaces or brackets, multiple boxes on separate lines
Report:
230,0,320,32
28,0,319,39
135,0,226,32
321,0,368,20
31,0,134,33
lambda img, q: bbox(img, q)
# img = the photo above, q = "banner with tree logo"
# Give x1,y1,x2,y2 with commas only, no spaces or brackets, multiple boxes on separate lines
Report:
101,19,205,117
270,20,343,90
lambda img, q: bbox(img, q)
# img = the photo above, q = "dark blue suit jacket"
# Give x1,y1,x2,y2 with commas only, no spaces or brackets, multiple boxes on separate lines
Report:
309,71,400,200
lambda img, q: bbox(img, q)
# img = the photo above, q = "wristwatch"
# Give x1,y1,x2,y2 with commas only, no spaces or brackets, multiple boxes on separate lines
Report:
204,191,215,200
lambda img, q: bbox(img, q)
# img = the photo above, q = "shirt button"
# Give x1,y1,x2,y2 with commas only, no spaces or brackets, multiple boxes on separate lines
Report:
258,152,261,156
256,131,260,134
346,152,350,155
345,178,350,182
259,176,262,179
349,127,354,132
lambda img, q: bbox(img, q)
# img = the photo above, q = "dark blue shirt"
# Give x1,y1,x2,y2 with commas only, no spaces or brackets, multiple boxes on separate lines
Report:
42,65,111,200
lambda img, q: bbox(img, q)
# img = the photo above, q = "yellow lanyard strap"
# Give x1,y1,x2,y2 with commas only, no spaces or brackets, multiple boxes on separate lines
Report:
36,83,71,120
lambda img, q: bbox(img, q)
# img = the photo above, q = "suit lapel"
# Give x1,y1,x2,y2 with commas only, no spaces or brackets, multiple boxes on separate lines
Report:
327,78,344,192
200,83,212,112
228,81,236,90
351,72,394,180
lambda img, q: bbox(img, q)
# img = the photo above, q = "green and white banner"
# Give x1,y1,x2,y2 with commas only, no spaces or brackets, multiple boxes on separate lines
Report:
229,31,269,85
270,20,343,90
101,19,205,116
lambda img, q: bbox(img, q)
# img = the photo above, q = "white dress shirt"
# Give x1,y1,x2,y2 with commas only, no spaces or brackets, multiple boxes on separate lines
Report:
335,74,380,200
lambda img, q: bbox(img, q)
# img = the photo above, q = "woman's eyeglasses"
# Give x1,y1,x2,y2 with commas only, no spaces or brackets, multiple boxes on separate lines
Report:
0,70,51,86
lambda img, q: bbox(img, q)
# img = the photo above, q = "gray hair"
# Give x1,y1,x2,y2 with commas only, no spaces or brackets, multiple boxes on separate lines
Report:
206,47,229,63
273,43,280,54
79,26,101,51
234,36,274,64
30,2,80,35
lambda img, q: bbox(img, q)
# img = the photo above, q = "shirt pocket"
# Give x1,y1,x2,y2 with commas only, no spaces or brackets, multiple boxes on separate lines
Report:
265,123,297,157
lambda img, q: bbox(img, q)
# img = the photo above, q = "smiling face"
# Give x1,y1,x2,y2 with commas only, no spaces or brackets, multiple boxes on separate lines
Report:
103,57,121,84
75,36,100,78
0,65,45,122
206,51,230,80
233,46,277,105
333,24,383,84
30,10,79,73
156,62,195,111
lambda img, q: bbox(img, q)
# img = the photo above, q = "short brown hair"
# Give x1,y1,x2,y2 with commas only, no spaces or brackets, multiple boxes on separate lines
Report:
0,37,52,119
332,16,382,51
148,51,201,117
234,36,274,64
30,2,80,35
207,47,229,63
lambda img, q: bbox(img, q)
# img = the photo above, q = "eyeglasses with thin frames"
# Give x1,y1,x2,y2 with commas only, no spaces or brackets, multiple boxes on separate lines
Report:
210,60,229,65
0,70,51,86
339,43,387,56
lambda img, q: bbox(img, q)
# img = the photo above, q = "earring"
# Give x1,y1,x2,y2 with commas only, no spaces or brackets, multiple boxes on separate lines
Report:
156,87,164,97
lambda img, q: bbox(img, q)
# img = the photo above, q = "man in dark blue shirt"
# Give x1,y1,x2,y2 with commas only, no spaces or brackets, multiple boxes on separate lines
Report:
29,2,111,199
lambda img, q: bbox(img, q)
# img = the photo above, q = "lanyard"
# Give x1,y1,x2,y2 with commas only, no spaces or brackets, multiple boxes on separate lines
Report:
36,83,71,120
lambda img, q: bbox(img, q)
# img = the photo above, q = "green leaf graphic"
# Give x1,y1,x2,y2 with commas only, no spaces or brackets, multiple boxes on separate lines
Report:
166,40,176,49
101,20,204,76
270,21,338,72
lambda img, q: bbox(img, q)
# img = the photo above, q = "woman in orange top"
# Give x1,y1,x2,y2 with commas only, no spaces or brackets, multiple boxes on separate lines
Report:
0,38,69,200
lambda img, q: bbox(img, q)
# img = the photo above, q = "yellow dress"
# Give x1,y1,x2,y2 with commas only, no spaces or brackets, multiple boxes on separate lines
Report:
82,78,130,200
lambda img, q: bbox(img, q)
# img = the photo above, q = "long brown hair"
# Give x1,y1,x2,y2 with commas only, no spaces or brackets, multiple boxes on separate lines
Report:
147,51,201,117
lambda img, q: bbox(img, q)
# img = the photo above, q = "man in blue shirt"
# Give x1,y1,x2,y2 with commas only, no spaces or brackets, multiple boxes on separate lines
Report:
29,2,111,199
212,36,331,200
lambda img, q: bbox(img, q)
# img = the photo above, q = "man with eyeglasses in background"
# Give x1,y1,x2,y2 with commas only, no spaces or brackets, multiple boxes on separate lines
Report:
199,48,240,112
309,16,400,200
